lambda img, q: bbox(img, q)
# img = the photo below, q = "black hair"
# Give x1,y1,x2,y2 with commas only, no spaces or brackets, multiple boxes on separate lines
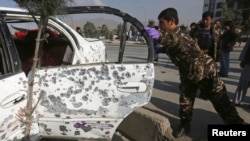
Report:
158,8,179,25
190,22,197,28
202,11,214,19
214,20,220,24
223,20,234,29
76,27,81,30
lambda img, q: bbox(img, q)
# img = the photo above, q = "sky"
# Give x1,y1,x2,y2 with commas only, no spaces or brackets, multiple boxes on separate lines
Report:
0,0,204,26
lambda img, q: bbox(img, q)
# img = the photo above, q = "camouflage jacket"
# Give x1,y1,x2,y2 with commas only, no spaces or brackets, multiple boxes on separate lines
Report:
160,26,215,81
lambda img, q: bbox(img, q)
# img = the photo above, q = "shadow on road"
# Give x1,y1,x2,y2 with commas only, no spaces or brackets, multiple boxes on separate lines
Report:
145,96,224,141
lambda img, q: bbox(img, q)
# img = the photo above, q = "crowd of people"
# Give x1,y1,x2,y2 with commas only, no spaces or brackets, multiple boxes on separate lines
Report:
145,8,249,138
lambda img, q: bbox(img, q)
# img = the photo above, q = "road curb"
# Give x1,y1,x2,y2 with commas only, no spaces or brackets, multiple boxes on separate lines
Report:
117,107,175,141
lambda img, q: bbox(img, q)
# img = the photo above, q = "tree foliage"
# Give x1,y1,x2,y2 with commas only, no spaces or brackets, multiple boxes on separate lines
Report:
147,19,155,27
129,25,136,37
116,23,123,38
83,21,96,38
236,0,250,34
222,0,250,34
14,0,72,18
221,0,234,22
101,24,110,39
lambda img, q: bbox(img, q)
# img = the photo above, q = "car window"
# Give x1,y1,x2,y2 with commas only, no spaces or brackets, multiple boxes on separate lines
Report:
4,6,153,76
59,13,150,63
6,18,72,75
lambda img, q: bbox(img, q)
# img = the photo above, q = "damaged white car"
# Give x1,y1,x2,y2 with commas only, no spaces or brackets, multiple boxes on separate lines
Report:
0,6,154,141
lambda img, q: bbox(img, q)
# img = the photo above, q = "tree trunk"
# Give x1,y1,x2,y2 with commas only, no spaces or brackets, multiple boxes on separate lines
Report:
24,18,46,141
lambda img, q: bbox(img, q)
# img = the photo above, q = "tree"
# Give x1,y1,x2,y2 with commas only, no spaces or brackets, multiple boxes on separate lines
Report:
101,24,109,39
147,19,155,27
13,0,72,140
83,21,96,38
116,23,123,38
221,0,234,22
129,25,136,38
224,0,250,33
236,0,250,34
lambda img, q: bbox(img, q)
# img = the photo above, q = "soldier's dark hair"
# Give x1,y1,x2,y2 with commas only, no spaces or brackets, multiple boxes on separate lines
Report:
158,8,179,25
202,11,214,19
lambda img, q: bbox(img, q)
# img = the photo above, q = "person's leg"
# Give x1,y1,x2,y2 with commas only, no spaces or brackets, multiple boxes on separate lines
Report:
233,66,250,105
197,78,212,100
219,51,228,76
234,81,249,105
174,80,197,137
224,51,230,75
153,52,159,62
207,76,244,124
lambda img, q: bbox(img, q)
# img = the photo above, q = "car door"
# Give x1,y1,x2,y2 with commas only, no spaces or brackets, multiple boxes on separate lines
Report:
31,6,155,140
0,14,39,141
0,73,28,141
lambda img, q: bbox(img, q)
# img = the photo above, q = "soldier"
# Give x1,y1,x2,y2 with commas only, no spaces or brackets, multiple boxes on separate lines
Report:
144,7,244,138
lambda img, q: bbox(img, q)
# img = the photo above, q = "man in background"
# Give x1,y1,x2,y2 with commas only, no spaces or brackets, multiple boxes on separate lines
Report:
191,12,221,99
191,11,220,61
218,21,238,77
76,26,83,36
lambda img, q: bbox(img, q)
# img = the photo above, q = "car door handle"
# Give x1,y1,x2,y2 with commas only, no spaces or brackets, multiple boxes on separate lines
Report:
0,92,26,108
117,82,147,93
13,94,25,104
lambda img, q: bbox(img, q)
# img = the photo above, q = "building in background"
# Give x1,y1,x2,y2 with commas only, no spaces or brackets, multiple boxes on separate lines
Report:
203,0,238,21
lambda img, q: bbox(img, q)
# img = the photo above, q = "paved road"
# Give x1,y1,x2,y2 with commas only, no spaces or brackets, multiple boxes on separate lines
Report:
142,46,250,141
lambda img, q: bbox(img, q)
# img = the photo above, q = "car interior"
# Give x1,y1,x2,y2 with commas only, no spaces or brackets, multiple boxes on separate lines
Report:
13,26,70,74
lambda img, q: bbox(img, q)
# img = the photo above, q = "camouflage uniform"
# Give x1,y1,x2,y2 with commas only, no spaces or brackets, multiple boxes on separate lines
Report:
160,26,243,124
213,25,223,61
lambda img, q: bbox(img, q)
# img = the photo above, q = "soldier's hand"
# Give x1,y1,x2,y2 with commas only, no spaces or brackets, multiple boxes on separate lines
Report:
144,27,160,40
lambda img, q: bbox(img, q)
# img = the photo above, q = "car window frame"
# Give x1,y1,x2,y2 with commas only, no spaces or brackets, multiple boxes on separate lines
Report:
0,13,22,78
64,6,154,63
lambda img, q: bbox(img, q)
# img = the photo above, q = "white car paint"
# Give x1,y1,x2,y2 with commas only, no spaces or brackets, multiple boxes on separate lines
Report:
0,6,154,141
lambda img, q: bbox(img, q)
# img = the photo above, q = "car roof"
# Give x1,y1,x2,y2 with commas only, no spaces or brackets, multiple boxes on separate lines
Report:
0,6,126,17
0,6,27,14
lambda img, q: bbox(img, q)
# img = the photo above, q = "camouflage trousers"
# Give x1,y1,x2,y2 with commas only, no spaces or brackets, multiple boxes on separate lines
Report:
178,62,244,124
